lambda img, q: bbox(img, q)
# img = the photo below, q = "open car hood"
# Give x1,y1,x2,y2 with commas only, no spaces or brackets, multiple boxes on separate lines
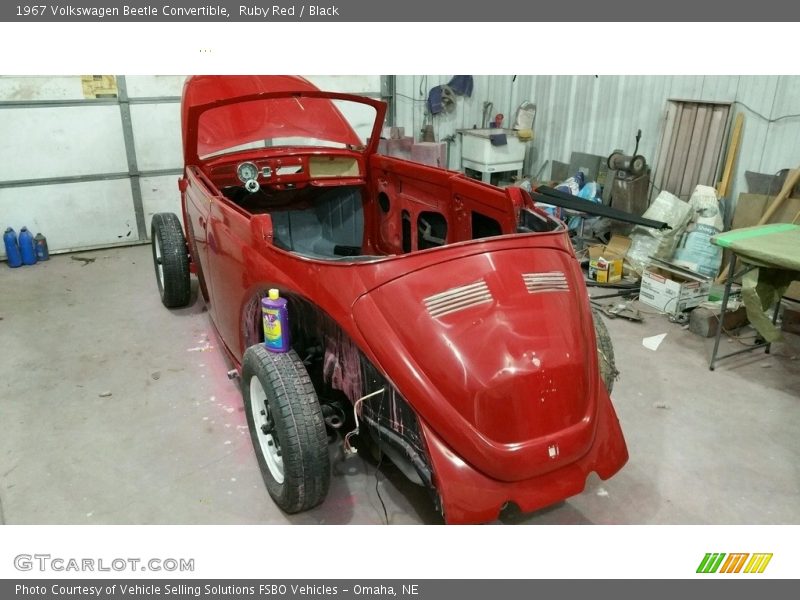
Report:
181,75,386,165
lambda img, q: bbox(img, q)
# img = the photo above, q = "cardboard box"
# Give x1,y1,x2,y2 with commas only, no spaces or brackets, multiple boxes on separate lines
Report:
589,256,623,283
588,235,631,284
639,258,712,314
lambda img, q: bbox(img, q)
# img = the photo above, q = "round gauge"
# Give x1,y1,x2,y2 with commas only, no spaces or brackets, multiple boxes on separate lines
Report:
236,161,259,183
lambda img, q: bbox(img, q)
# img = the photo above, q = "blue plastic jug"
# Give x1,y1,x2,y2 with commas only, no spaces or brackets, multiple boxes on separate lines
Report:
3,227,23,268
18,227,37,265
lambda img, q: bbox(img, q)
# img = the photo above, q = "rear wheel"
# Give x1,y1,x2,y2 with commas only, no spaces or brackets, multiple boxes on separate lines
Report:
593,310,618,394
151,213,190,308
242,345,330,513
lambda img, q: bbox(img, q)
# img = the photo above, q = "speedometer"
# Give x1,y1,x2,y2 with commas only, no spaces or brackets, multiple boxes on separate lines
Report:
236,162,259,183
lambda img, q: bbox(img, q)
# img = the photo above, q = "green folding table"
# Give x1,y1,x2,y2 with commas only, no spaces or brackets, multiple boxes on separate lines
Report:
709,223,800,370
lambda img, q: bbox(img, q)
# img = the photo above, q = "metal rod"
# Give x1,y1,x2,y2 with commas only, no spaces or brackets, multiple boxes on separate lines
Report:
0,98,119,109
709,341,772,363
129,97,181,105
590,289,640,300
710,252,738,371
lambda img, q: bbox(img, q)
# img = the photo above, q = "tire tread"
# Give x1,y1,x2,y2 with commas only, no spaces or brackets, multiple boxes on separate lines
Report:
242,345,330,513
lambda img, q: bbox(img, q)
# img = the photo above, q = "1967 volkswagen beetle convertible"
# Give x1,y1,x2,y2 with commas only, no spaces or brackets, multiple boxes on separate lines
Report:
150,75,628,524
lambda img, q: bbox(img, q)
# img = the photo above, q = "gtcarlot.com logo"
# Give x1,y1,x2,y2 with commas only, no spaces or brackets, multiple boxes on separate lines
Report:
14,554,195,573
696,553,772,574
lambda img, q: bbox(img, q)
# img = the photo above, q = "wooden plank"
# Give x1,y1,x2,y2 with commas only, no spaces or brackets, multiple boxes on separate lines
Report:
660,102,684,193
698,106,728,188
653,101,678,194
680,105,710,198
716,112,744,198
666,103,696,195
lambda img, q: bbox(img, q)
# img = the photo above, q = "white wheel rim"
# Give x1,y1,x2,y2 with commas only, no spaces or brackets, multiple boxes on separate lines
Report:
249,376,284,484
155,234,164,289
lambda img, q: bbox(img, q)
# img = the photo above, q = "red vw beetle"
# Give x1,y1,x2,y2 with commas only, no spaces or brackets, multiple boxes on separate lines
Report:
150,75,628,524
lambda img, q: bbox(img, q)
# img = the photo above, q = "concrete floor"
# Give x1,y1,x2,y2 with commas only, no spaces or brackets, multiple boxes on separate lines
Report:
1,244,798,525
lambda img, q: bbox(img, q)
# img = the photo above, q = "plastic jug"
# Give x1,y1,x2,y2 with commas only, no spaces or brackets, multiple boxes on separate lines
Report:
3,227,22,268
18,227,37,265
34,233,49,261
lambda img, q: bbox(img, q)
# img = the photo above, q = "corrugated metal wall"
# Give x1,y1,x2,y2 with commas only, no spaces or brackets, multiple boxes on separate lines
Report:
394,75,800,203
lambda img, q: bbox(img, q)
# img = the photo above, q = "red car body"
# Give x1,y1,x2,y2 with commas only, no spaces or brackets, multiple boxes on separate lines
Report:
176,75,628,523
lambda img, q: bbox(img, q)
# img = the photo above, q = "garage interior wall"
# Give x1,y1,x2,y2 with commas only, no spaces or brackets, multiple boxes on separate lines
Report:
0,75,381,259
393,75,800,203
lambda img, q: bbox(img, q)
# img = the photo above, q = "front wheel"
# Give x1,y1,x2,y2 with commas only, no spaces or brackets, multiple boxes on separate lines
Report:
242,345,330,513
151,213,190,308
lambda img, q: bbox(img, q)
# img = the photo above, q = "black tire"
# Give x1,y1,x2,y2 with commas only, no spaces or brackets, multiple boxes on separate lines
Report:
593,310,618,394
242,345,330,513
151,213,190,308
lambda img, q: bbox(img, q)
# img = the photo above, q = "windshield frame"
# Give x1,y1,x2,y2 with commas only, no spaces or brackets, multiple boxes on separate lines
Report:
185,90,387,166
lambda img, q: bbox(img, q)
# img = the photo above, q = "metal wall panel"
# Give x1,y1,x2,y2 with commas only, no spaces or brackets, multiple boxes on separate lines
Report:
728,76,780,198
0,105,128,181
759,76,800,176
0,76,86,100
697,75,740,102
140,174,183,235
130,102,183,172
125,75,185,98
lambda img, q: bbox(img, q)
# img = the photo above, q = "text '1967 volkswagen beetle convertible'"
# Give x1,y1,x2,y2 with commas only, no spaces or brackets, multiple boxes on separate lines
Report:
150,75,628,524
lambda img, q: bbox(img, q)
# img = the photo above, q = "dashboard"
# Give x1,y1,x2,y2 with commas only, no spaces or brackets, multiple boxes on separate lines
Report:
207,153,364,192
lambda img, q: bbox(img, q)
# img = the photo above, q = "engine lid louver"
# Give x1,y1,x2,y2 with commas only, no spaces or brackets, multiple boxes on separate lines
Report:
522,271,569,294
424,280,493,318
